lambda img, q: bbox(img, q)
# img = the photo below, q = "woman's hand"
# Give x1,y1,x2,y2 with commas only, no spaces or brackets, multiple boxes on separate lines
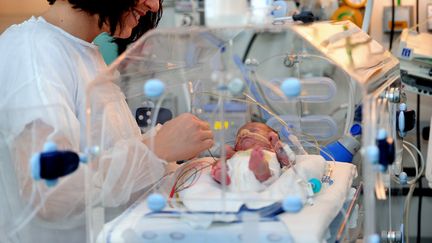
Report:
147,113,214,162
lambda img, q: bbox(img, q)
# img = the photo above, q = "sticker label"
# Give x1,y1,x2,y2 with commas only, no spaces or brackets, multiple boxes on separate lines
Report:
401,48,412,58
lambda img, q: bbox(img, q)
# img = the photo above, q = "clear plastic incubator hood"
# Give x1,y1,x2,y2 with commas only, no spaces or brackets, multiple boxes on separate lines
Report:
85,21,402,243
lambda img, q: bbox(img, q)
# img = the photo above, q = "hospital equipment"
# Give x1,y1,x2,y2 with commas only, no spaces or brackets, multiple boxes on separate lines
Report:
397,29,432,96
83,18,402,243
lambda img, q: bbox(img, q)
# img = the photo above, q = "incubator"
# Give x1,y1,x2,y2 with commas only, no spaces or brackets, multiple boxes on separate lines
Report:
86,21,401,243
0,20,405,243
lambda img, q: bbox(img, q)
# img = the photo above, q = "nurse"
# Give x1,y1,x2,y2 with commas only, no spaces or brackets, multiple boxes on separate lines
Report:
0,0,213,242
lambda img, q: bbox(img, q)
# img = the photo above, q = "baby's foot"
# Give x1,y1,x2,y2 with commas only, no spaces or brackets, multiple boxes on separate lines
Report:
211,160,231,185
249,147,271,182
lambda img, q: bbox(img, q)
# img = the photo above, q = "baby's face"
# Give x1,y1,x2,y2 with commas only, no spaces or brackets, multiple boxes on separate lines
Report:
234,123,276,152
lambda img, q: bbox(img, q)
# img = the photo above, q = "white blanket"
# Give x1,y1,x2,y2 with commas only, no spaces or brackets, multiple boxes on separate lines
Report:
181,155,326,211
97,160,357,243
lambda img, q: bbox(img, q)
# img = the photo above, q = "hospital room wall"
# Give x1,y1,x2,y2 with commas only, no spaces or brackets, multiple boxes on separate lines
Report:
0,0,49,32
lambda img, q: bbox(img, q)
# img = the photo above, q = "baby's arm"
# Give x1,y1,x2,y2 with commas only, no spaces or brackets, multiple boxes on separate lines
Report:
211,145,236,185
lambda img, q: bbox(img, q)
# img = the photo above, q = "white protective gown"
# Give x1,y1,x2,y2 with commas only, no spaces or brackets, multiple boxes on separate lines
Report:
0,17,166,243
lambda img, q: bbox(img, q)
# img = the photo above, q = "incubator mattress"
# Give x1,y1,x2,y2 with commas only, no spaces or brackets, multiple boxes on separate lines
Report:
97,161,357,243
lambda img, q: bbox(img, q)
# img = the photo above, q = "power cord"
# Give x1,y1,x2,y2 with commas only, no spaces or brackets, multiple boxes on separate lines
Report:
416,94,422,243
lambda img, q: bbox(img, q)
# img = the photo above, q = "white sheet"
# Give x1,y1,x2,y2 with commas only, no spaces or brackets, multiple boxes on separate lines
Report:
181,155,326,211
97,161,357,243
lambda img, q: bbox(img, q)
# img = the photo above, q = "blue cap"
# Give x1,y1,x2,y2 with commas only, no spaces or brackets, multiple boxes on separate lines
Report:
399,103,407,111
43,141,57,152
282,196,303,213
350,124,362,136
79,154,88,164
30,153,41,181
377,129,387,140
366,145,379,164
228,78,244,95
144,79,165,98
147,193,166,212
309,178,322,193
281,78,302,98
272,1,288,18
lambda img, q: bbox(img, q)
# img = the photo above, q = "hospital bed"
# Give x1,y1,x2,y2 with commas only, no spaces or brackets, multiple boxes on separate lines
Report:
84,20,401,243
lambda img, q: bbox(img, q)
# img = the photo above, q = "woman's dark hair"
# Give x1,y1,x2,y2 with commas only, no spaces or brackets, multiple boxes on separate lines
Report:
47,0,163,46
115,0,163,54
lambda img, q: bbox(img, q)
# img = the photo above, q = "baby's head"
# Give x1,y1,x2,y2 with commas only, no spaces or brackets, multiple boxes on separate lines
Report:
234,122,280,152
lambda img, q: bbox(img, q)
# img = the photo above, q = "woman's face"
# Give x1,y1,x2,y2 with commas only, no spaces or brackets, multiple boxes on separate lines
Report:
111,0,160,38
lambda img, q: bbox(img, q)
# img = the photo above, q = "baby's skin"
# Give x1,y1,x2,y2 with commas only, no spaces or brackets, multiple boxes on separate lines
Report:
211,122,293,185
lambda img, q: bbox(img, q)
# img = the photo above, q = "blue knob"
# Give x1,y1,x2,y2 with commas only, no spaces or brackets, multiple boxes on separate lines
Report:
377,129,387,140
367,234,380,243
272,1,288,18
43,142,57,152
350,124,362,136
30,153,41,180
281,78,301,98
147,193,166,212
399,172,408,185
228,78,244,95
282,196,303,213
308,178,322,193
398,110,405,134
79,154,88,164
366,146,379,164
144,79,165,98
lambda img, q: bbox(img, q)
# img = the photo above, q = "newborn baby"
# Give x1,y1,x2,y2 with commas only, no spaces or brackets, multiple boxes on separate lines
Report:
211,122,295,192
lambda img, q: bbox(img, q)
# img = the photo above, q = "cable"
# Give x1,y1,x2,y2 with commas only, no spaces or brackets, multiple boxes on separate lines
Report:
389,0,395,51
242,33,258,63
403,140,425,182
416,94,422,243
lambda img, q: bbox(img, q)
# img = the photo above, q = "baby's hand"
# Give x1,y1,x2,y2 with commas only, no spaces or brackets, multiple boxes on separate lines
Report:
249,147,271,182
268,131,293,167
211,160,231,185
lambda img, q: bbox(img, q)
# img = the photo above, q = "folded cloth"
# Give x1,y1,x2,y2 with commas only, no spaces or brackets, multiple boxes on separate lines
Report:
180,155,327,212
279,162,357,243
